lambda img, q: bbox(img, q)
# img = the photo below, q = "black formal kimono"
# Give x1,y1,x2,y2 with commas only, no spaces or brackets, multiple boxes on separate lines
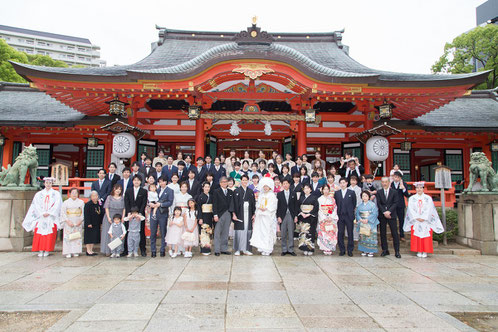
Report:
83,200,103,244
196,192,214,254
232,186,256,252
297,194,319,252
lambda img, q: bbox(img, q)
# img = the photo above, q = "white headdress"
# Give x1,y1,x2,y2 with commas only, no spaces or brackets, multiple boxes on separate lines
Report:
258,177,275,191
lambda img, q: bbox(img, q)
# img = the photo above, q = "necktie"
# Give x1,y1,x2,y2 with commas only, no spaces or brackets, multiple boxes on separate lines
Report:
169,166,171,171
385,189,388,198
223,189,227,196
110,174,113,181
99,180,103,189
285,191,289,203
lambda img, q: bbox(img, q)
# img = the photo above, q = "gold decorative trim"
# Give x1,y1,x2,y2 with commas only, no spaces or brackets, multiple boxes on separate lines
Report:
200,113,321,125
232,63,275,80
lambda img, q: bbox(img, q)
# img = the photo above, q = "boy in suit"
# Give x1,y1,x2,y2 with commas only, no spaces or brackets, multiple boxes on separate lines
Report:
124,175,148,257
106,162,121,187
117,167,133,197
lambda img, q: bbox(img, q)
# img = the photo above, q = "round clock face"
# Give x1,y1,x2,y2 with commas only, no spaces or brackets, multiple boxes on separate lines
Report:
372,138,389,156
113,135,131,154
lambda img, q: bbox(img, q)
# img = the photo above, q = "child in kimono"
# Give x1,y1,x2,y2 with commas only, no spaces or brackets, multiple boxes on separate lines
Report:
108,214,126,258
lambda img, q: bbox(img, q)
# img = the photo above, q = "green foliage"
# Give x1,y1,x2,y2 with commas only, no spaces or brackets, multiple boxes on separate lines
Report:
0,39,67,83
434,207,458,242
432,24,498,89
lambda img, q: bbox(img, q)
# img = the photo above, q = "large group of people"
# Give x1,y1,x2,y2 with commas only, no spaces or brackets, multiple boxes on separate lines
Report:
22,149,444,259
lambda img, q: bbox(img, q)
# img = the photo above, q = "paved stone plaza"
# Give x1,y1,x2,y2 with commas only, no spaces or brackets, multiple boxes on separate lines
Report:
0,251,497,331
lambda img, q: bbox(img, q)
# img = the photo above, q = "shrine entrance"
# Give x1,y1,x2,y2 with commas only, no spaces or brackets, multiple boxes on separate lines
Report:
217,139,283,159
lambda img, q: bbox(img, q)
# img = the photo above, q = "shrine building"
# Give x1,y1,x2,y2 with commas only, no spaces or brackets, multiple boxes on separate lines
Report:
1,22,497,192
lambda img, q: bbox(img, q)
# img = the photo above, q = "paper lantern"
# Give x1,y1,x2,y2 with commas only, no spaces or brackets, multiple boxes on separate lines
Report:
112,133,136,158
366,136,389,162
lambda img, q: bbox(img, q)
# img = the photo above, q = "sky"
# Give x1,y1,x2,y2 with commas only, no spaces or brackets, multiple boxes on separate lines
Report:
0,0,487,74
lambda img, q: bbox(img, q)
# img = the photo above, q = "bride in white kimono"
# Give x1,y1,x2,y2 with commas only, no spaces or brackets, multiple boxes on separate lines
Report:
250,177,278,256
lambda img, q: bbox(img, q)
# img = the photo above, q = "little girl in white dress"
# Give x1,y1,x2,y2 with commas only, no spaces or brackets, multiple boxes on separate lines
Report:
166,207,184,258
182,199,199,258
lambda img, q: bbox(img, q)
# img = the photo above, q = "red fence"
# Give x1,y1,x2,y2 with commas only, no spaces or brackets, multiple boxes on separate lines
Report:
406,181,456,208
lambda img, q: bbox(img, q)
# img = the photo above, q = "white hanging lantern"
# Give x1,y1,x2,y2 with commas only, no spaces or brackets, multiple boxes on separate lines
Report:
366,136,389,162
230,121,241,136
264,121,272,136
112,133,136,158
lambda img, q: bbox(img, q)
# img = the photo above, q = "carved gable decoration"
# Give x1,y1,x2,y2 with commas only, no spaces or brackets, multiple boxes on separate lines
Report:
234,24,274,45
101,118,147,140
232,63,274,80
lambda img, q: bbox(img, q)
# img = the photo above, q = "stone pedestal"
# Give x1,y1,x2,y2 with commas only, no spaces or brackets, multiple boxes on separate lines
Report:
0,188,37,251
457,193,498,255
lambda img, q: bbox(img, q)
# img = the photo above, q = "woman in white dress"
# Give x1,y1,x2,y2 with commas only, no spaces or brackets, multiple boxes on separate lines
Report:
167,173,180,195
61,188,85,258
173,182,192,215
250,177,278,255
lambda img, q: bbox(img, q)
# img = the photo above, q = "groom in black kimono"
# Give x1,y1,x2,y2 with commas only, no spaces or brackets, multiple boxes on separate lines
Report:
231,174,256,256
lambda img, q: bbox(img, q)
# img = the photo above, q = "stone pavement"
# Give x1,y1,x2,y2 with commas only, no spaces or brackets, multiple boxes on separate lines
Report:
0,251,497,331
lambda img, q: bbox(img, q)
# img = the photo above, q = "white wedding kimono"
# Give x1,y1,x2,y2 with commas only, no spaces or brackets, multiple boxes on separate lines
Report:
250,190,278,253
23,188,62,235
404,193,444,238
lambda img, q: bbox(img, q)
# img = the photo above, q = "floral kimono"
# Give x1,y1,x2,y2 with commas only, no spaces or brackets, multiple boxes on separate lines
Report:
355,200,380,253
317,195,339,252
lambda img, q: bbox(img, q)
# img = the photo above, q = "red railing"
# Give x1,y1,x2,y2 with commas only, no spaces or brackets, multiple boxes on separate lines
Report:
406,181,456,208
61,177,97,202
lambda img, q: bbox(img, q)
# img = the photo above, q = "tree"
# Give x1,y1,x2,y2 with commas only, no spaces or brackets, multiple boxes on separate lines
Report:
432,24,498,89
0,39,67,83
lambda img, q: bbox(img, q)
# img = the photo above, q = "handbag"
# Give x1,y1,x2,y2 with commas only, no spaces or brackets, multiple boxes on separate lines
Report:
359,224,371,236
68,231,81,241
181,231,196,242
108,237,122,250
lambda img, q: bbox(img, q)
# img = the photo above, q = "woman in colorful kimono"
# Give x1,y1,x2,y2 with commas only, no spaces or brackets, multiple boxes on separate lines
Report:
61,188,85,258
403,181,444,258
197,182,214,255
22,177,62,257
355,190,380,257
296,183,319,255
317,184,339,255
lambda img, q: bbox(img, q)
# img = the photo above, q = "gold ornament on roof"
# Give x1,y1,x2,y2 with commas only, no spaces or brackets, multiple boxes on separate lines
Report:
232,63,274,80
252,16,258,25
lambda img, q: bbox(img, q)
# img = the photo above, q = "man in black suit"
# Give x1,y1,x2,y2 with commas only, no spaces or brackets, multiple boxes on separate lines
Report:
91,169,111,204
124,175,148,256
117,167,133,197
106,162,121,188
183,155,195,175
161,156,178,182
186,170,201,199
195,157,207,182
150,162,163,183
212,157,226,184
277,179,297,256
139,157,154,180
340,159,365,184
391,171,410,241
212,176,233,256
231,174,256,255
376,177,401,258
176,161,188,183
203,155,213,175
291,157,303,176
310,172,323,197
334,177,357,256
130,161,144,184
150,176,174,257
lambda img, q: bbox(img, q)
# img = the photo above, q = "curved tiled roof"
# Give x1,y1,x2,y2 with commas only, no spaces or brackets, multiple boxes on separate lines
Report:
10,25,490,87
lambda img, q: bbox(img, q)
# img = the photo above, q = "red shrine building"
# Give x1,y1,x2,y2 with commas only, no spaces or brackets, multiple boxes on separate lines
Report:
1,22,497,191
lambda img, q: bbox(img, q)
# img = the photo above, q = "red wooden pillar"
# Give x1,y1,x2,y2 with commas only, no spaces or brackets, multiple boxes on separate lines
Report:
129,106,139,164
195,118,205,160
463,144,471,188
2,136,13,168
386,137,393,177
297,120,307,156
363,115,373,175
482,138,492,161
104,133,112,169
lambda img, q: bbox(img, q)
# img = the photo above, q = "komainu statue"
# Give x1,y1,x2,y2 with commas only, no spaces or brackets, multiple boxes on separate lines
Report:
0,145,39,187
464,152,498,192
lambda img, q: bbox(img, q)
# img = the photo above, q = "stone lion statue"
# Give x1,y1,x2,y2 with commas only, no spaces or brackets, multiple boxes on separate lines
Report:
0,145,39,187
464,152,498,192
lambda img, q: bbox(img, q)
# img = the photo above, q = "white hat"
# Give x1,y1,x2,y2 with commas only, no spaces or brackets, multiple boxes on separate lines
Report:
43,177,56,183
258,177,275,191
414,181,425,188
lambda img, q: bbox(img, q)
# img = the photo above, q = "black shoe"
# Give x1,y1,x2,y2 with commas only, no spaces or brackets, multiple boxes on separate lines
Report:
221,251,231,255
339,251,346,256
281,252,287,256
151,252,156,258
160,252,165,257
215,252,220,256
380,250,390,257
141,250,146,257
347,251,353,257
86,251,96,256
395,252,401,258
289,252,297,256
